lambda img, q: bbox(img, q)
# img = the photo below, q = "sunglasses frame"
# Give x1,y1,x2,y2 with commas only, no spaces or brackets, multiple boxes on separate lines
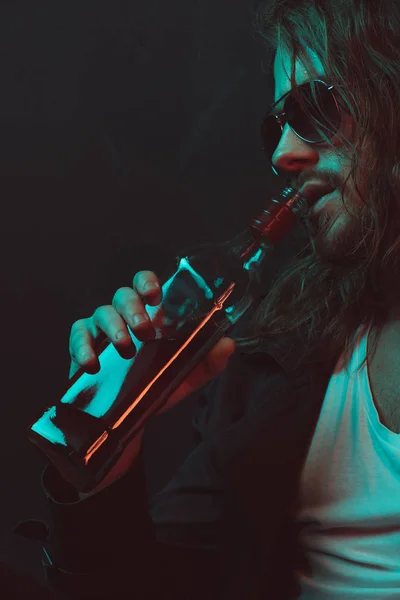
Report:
262,79,341,176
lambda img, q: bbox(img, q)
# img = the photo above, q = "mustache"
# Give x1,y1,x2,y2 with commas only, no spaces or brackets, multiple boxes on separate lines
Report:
292,172,340,190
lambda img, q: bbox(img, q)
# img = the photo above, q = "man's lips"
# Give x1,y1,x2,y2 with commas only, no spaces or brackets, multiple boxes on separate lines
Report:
309,189,338,217
299,181,337,208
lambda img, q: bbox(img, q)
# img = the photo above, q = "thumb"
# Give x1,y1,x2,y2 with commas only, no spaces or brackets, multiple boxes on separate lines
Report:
205,336,236,376
163,337,236,411
186,336,236,390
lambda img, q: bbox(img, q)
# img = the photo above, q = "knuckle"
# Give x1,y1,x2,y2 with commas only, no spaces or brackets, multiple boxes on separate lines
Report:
70,319,88,346
92,305,102,320
127,311,149,328
70,318,85,335
112,290,145,323
91,306,120,340
133,270,157,292
112,287,137,310
127,295,146,315
92,305,111,322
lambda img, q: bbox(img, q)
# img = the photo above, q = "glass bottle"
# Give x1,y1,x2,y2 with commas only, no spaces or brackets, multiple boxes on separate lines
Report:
27,185,310,492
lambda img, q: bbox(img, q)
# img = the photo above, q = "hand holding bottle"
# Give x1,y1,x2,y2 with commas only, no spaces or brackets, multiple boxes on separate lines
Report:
69,270,236,410
28,185,307,494
67,270,236,495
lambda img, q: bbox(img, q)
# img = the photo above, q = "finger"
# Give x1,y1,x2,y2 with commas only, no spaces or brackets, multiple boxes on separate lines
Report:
112,287,151,332
91,304,134,344
167,337,236,406
202,337,236,377
132,270,162,306
69,318,100,373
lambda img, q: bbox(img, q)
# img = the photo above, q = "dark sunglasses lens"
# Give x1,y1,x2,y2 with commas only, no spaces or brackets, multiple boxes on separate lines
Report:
262,82,341,164
288,82,341,141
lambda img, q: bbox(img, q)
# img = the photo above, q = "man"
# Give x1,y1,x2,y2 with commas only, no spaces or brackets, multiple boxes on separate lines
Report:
16,1,400,598
271,40,400,436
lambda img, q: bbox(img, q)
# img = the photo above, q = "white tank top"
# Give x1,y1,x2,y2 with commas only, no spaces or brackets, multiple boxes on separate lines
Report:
296,322,400,599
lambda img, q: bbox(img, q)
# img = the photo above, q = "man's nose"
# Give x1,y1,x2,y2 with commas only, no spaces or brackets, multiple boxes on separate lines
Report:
271,122,319,175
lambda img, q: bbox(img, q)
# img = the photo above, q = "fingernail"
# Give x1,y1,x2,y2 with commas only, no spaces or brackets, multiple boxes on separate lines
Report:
80,350,95,362
143,282,159,293
132,314,149,327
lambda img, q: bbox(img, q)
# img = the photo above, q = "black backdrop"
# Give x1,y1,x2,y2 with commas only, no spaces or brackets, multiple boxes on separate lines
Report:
0,0,295,586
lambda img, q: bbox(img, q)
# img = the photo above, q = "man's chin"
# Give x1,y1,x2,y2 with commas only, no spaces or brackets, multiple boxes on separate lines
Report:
311,213,366,265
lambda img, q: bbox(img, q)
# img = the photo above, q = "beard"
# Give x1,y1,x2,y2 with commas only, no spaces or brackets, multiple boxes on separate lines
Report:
305,202,372,266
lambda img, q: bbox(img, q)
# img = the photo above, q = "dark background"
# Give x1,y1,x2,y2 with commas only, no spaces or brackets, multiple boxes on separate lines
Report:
0,0,294,588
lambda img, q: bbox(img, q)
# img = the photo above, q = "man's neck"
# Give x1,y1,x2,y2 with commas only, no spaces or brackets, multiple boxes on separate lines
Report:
385,310,400,334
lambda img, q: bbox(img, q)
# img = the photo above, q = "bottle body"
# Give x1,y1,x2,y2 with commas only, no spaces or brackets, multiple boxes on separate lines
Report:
28,242,260,492
27,186,308,493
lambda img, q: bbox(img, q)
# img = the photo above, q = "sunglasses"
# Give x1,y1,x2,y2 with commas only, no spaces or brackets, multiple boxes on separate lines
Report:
261,79,342,176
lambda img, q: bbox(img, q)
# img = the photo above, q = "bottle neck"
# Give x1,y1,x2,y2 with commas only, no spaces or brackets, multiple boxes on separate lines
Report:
249,186,304,245
230,186,302,270
230,227,269,269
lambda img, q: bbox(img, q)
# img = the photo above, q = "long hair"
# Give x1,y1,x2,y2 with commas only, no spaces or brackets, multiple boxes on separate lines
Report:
234,0,400,373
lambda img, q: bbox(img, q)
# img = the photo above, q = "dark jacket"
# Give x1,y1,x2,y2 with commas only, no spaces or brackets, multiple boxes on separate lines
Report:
14,305,340,600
